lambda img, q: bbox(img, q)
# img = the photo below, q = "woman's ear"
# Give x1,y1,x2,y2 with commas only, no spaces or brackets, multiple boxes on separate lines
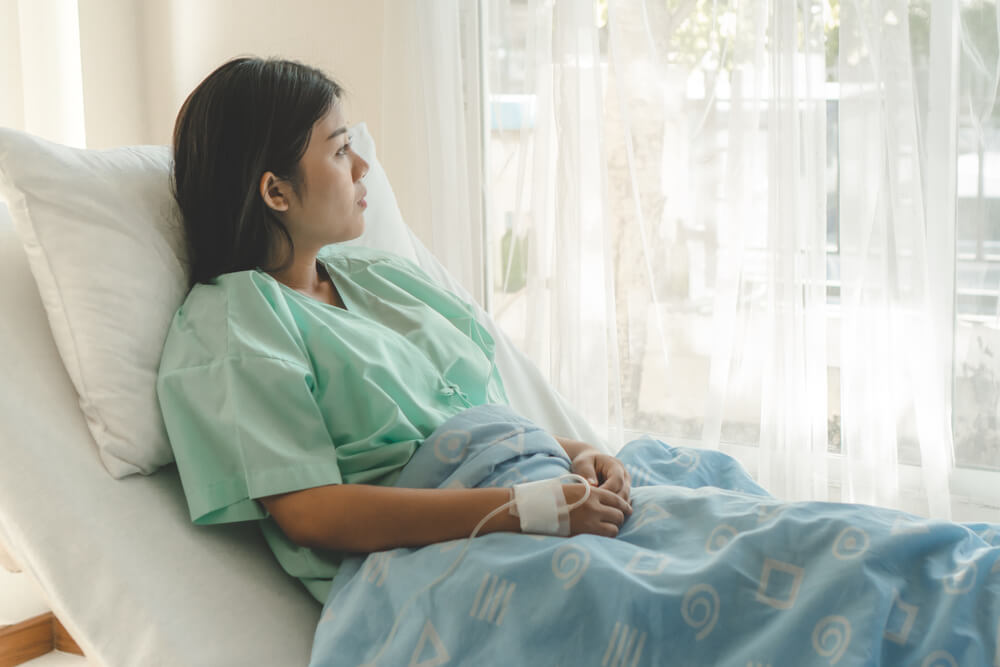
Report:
260,172,291,212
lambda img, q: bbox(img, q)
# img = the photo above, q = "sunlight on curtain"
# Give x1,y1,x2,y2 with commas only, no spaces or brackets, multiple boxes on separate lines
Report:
484,0,626,447
838,0,954,515
480,0,1000,519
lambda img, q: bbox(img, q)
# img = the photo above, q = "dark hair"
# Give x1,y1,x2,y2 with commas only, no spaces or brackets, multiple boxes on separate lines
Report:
172,57,343,286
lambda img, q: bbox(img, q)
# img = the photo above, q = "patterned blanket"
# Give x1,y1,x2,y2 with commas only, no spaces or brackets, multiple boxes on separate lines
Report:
308,404,1000,666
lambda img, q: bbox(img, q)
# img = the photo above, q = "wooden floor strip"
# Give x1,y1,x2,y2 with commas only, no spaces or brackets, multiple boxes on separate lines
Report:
0,613,53,667
0,612,85,666
51,615,83,656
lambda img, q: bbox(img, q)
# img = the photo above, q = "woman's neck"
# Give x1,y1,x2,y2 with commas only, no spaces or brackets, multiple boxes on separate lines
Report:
268,253,345,308
268,252,324,292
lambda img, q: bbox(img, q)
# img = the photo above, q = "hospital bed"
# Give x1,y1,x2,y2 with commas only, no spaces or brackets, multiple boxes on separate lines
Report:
0,124,603,666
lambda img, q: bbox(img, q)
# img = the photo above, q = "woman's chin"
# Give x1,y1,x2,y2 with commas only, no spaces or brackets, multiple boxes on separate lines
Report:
353,214,367,235
341,216,366,242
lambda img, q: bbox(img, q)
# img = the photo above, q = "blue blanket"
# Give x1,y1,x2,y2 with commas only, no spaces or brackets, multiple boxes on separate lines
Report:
309,404,1000,666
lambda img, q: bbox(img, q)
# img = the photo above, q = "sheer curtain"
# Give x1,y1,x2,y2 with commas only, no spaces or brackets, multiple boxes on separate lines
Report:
837,0,956,516
491,0,625,445
381,0,488,303
2,0,156,149
1,0,87,146
417,0,1000,519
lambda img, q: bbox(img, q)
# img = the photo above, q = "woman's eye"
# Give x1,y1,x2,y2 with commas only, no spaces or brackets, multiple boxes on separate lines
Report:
337,138,354,156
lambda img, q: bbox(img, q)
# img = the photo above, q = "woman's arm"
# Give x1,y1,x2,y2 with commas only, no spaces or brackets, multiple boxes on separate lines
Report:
260,485,516,553
553,435,601,461
261,482,631,553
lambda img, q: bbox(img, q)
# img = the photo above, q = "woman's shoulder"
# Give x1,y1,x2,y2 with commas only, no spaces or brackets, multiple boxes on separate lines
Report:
321,244,441,293
159,269,306,373
319,243,414,271
176,269,272,328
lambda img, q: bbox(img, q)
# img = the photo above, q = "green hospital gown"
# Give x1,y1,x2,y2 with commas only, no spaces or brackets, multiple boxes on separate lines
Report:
156,245,509,602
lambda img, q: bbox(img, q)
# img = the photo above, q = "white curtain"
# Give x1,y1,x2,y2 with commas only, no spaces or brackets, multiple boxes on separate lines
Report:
1,0,87,146
381,0,488,303
837,0,957,516
412,0,1000,519
493,0,625,445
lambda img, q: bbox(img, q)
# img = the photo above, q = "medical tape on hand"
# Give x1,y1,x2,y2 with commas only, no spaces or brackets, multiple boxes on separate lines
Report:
509,474,589,536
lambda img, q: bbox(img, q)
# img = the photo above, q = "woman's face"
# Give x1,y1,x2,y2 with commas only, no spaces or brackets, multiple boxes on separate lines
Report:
280,104,369,248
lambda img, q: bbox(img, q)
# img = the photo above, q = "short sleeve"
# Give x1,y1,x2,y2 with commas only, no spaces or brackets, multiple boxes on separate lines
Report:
157,354,343,525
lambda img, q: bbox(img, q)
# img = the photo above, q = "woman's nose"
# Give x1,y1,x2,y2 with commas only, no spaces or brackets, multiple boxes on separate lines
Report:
353,154,369,181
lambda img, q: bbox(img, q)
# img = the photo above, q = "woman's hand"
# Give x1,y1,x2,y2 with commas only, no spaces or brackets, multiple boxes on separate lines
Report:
552,435,633,506
561,483,632,538
571,450,632,505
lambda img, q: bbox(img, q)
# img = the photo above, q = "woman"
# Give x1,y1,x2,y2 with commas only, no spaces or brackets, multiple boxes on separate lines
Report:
158,56,632,605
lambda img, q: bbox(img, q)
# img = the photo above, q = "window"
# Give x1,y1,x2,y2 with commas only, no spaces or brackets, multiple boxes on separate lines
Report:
482,0,1000,487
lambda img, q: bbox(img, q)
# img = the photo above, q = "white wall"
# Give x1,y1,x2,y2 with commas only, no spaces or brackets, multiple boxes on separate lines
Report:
135,0,431,243
379,3,435,254
135,0,386,147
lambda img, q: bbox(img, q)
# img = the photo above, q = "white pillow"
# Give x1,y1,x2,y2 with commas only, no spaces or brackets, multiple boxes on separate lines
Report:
0,122,404,478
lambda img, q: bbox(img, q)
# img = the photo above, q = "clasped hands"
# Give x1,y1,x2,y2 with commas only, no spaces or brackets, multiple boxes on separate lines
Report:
552,434,631,505
546,435,633,537
570,449,632,506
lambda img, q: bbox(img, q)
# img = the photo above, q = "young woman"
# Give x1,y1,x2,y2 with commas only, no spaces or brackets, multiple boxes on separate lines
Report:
157,57,632,604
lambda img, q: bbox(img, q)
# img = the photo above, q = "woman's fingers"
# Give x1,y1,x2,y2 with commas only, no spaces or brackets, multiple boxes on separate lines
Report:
620,468,632,503
596,481,632,515
596,459,631,504
573,457,600,486
602,506,626,527
594,487,632,518
598,521,619,537
567,484,637,538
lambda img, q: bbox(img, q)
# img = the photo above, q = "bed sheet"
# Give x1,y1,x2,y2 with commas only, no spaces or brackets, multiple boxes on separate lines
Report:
312,404,1000,666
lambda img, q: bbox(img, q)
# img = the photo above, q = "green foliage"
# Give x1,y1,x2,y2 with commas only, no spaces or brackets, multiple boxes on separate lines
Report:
636,0,939,83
